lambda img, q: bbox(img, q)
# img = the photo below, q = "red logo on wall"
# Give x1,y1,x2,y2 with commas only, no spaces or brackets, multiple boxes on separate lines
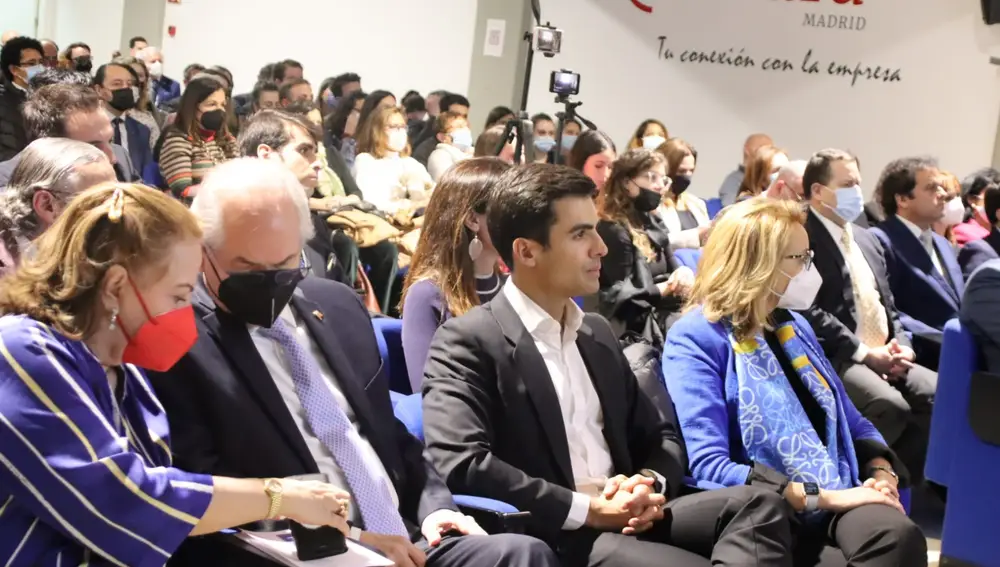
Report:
632,0,653,13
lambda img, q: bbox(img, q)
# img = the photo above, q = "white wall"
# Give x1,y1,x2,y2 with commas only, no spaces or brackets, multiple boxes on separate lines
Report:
527,0,1000,198
0,0,39,38
37,0,124,62
161,0,477,96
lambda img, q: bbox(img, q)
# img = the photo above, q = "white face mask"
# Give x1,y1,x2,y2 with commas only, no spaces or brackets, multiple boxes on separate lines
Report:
775,265,823,311
941,198,965,227
147,61,163,78
387,129,408,153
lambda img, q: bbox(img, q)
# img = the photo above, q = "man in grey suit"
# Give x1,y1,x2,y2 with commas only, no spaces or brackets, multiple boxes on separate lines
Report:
0,83,139,187
961,258,1000,373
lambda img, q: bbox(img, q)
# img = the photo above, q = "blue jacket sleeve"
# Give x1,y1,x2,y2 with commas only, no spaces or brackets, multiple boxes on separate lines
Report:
661,312,751,487
0,319,213,566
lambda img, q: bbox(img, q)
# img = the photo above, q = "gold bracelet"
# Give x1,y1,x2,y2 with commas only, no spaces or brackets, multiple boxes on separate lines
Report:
263,478,284,519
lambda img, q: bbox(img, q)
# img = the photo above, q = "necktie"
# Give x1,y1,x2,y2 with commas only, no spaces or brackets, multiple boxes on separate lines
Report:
840,227,889,348
261,318,408,537
112,117,123,146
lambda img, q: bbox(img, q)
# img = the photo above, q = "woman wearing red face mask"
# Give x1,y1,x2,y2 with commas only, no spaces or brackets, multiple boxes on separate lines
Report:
0,183,350,565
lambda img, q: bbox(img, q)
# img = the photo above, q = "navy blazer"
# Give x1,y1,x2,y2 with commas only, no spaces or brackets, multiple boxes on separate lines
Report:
148,277,456,550
870,215,964,344
959,228,1000,281
119,115,153,178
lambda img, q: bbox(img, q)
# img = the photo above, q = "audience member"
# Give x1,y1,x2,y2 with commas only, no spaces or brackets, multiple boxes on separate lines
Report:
568,130,616,195
625,118,668,151
114,55,162,150
0,83,139,185
737,144,788,201
800,148,936,482
423,163,796,566
953,167,1000,245
148,158,557,567
315,76,339,117
331,71,363,101
484,105,515,131
354,105,433,214
28,68,89,89
871,156,963,370
718,132,773,205
765,160,807,202
412,93,470,163
472,124,515,164
597,149,689,348
663,197,926,567
559,117,582,154
280,77,313,106
281,58,304,84
129,35,147,56
138,46,180,108
655,138,711,249
182,62,205,86
0,31,19,46
933,171,963,246
0,181,355,564
531,112,556,163
157,74,238,201
0,138,115,272
0,36,43,161
356,89,397,134
39,38,58,68
63,42,92,74
324,89,366,167
401,158,510,389
958,185,1000,279
425,89,447,118
427,111,473,181
403,92,427,131
94,62,153,177
251,80,281,114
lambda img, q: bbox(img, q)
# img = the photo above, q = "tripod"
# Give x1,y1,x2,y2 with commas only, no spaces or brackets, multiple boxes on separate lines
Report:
552,95,598,165
495,30,539,165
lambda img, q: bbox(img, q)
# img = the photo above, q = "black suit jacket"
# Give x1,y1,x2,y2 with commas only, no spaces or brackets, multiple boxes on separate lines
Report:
120,115,153,177
421,291,686,544
959,228,1000,281
803,210,909,368
149,277,456,545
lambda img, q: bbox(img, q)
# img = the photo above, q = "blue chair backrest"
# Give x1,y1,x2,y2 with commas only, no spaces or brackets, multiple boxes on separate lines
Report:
673,249,702,272
925,318,979,487
705,198,723,219
142,161,166,190
371,317,412,394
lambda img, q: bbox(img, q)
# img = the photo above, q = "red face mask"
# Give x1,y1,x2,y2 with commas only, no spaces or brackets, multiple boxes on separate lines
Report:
120,278,198,372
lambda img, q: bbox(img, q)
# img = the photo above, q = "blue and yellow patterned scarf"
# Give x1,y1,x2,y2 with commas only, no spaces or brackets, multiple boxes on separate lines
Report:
730,321,858,491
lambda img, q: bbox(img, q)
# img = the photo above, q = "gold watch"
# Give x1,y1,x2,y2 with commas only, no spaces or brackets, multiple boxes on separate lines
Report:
263,478,284,519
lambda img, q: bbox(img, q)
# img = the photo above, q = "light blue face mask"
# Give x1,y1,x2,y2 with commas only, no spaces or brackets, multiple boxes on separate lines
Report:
561,134,578,151
24,64,44,82
534,136,556,153
769,171,779,186
826,184,864,222
450,128,473,151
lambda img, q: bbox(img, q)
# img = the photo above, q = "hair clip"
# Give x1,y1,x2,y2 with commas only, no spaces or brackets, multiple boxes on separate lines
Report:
107,186,126,223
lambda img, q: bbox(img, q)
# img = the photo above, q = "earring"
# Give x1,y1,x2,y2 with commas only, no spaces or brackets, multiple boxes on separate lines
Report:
108,308,118,331
468,235,483,261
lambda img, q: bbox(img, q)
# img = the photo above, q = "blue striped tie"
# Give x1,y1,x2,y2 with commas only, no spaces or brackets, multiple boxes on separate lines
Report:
261,318,407,536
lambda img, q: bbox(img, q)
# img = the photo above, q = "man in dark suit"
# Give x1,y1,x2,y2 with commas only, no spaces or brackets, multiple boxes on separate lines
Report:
800,149,936,483
422,164,793,567
0,36,42,161
958,186,1000,280
962,259,1000,373
149,158,556,567
871,156,964,370
93,62,152,177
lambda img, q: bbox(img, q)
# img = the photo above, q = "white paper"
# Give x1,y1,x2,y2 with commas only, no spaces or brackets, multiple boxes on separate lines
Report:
236,530,393,567
483,19,506,57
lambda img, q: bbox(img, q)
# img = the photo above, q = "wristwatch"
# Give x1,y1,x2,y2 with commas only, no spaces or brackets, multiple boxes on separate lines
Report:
803,482,820,512
264,478,284,519
870,466,898,483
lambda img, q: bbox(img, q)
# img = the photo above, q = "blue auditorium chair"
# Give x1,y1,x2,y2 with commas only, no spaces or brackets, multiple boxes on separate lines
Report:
142,161,166,190
926,319,979,488
673,249,702,272
705,198,723,219
371,317,412,394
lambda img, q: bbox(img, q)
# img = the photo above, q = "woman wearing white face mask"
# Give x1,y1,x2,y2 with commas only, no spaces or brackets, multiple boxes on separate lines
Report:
626,118,669,151
353,105,433,214
426,111,473,182
933,171,964,247
663,197,926,567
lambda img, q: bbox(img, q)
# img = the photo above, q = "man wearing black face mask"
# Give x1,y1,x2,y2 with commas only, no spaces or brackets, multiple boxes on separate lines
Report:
93,63,152,177
64,42,92,74
149,158,558,567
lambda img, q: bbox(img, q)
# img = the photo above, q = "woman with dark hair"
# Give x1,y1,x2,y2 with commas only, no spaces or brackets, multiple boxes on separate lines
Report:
568,129,616,194
400,158,511,390
954,167,1000,245
324,90,367,167
655,137,711,249
625,118,668,151
157,75,238,201
483,105,514,130
200,66,240,135
356,89,396,138
737,144,789,200
316,76,339,117
597,149,691,347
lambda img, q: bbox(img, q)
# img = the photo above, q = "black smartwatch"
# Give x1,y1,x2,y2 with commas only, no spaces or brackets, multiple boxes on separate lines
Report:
803,482,820,512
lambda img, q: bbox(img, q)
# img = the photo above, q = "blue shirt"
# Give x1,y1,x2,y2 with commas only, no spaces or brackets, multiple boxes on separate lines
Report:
0,315,214,566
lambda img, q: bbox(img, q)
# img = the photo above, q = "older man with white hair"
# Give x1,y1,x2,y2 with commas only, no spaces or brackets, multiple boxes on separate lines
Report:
765,159,807,202
149,158,558,567
0,137,115,273
137,46,180,108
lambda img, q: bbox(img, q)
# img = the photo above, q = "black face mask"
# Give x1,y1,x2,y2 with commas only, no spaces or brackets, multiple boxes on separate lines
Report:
213,265,306,328
634,187,662,212
73,56,92,73
199,109,226,131
108,87,136,112
670,175,693,196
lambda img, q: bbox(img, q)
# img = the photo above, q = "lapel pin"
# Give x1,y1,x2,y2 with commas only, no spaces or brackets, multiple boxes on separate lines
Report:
312,310,324,321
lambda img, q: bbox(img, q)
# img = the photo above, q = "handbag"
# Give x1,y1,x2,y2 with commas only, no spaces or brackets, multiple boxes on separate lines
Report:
327,205,401,248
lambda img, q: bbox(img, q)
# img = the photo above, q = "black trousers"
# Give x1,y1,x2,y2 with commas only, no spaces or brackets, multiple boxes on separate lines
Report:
793,503,927,567
557,485,793,567
423,533,560,567
330,232,399,314
837,361,936,481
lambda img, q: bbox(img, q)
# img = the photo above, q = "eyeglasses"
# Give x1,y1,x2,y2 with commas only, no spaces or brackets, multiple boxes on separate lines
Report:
784,249,814,271
635,171,671,188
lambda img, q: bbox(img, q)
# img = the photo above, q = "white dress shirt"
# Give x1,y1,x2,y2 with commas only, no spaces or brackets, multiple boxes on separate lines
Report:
896,214,945,277
249,304,398,527
502,279,614,530
813,209,888,362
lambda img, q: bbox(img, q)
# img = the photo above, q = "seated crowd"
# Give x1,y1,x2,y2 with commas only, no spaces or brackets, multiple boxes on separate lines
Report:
0,27,990,567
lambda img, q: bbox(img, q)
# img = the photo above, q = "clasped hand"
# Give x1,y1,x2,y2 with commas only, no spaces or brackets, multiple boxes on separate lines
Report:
588,474,666,535
864,339,915,380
